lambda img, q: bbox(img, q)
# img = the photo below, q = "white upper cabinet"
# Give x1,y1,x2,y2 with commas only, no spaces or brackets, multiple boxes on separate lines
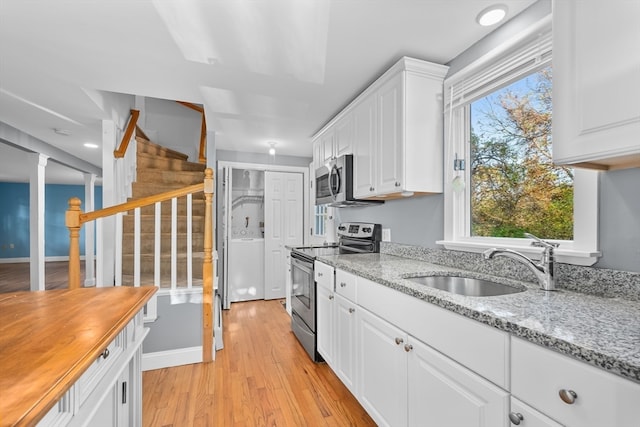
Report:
313,57,448,198
334,112,354,159
553,0,640,170
312,111,354,171
353,94,378,198
353,57,449,199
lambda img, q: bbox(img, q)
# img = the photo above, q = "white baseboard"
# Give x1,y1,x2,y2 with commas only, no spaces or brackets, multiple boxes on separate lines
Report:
142,343,216,371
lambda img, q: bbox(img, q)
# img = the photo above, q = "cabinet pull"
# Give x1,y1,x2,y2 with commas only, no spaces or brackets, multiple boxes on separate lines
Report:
99,348,110,360
508,412,524,425
559,389,578,404
122,381,127,404
348,308,355,314
404,344,413,352
318,272,323,277
340,282,347,287
369,186,375,191
395,181,401,187
394,337,404,345
329,294,334,300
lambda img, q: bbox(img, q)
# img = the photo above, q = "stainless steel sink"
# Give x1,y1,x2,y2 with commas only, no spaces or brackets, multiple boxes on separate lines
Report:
407,275,524,297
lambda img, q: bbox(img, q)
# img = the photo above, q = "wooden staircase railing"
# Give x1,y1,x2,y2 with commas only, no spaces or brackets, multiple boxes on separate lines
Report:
65,168,215,363
113,109,140,158
176,101,207,164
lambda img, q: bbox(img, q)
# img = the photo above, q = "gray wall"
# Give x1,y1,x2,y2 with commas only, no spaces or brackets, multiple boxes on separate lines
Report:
144,98,202,162
339,0,640,274
144,295,202,353
337,195,444,248
597,168,640,271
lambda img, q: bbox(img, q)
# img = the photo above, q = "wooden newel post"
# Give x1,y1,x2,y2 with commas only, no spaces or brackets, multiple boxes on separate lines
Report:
202,168,214,363
66,197,82,289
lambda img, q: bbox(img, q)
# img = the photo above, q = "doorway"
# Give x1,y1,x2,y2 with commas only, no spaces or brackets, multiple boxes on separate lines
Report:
219,162,307,310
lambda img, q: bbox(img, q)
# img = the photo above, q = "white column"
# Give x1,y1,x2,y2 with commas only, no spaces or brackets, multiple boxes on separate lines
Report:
29,153,48,291
100,119,117,287
84,173,96,286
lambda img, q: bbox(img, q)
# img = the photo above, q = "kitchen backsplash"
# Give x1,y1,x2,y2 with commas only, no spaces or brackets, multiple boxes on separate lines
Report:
380,242,640,301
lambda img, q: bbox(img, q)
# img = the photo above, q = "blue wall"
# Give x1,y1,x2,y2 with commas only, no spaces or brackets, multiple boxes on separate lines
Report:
0,183,103,259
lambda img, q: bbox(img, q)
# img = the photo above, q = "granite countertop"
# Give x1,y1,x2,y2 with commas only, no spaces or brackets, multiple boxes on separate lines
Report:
317,252,640,384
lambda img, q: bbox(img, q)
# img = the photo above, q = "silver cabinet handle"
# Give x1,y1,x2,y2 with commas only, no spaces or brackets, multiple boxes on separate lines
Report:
559,389,578,404
318,272,323,277
395,337,404,345
100,348,110,360
404,344,413,352
329,294,334,300
508,412,524,425
395,181,401,187
369,186,374,191
340,282,347,287
349,308,355,314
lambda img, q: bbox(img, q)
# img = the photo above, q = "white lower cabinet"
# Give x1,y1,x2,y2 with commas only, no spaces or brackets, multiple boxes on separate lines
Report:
512,337,640,427
316,261,336,368
39,311,147,427
408,337,509,427
357,307,408,427
356,306,509,427
316,284,335,368
334,293,358,395
509,397,564,427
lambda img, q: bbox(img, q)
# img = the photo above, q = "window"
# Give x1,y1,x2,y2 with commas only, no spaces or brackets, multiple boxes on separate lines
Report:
314,204,328,236
470,66,574,240
439,21,600,266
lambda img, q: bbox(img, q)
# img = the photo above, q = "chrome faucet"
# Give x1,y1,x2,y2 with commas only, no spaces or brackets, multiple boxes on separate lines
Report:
483,233,557,291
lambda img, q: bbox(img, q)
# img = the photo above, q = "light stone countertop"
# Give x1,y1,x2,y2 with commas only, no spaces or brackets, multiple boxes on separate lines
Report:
317,252,640,384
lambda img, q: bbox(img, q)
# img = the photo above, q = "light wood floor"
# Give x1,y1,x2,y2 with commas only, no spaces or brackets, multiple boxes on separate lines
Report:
0,261,84,293
143,300,376,427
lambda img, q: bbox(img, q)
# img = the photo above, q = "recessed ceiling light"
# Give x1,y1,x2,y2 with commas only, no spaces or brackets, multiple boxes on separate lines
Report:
477,4,508,26
84,143,99,149
53,128,72,136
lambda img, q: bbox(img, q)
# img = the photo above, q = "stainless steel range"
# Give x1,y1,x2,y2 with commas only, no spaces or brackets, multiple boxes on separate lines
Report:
290,222,382,361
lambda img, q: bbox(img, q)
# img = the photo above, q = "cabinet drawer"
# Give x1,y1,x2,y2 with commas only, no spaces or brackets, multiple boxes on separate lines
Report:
335,269,357,302
512,337,640,427
358,277,510,389
76,326,125,406
510,397,563,427
314,261,334,290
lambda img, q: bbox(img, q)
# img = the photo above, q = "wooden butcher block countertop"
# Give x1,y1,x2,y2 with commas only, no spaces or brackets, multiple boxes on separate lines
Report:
0,286,156,426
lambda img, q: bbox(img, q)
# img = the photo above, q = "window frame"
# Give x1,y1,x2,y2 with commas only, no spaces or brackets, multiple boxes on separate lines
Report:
437,18,600,266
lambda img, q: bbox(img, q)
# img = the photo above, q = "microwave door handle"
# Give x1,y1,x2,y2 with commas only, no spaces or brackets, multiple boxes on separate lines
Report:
329,165,340,202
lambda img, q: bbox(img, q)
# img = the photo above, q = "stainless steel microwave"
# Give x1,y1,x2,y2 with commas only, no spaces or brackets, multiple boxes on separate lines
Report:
315,155,383,207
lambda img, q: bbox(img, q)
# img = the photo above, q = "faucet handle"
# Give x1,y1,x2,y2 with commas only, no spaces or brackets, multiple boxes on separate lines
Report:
524,233,559,249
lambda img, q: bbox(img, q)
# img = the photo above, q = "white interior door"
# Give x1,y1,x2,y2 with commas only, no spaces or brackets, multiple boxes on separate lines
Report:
264,171,303,300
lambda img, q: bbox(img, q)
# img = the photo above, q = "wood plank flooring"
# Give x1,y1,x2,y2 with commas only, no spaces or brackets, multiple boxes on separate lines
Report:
143,300,376,427
0,261,83,293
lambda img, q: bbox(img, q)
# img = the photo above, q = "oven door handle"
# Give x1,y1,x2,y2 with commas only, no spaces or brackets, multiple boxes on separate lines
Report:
338,244,375,254
291,253,314,274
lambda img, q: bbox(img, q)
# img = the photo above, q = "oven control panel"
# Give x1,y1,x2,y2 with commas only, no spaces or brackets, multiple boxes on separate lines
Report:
337,222,381,239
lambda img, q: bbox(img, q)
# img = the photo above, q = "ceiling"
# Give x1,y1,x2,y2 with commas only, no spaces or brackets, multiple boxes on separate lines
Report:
0,0,536,183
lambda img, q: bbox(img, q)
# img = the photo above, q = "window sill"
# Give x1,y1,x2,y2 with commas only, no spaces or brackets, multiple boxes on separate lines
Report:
436,239,600,266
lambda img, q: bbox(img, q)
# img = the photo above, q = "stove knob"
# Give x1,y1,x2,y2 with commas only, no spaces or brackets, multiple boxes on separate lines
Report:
363,227,371,233
338,226,346,231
